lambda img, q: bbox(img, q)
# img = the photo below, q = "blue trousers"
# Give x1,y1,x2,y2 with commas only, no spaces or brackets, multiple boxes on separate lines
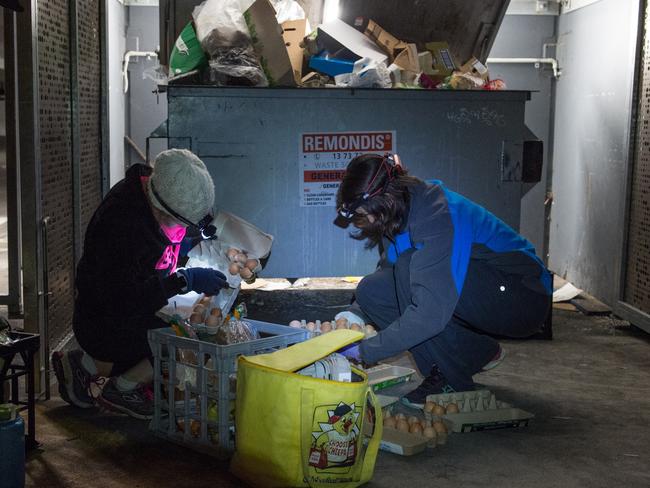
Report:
355,250,550,391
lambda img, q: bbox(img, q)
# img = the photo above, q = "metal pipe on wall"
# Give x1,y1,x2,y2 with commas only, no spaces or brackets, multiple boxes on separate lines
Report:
487,57,562,78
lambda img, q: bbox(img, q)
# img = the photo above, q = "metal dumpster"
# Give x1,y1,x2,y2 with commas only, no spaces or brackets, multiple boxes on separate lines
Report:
159,0,542,278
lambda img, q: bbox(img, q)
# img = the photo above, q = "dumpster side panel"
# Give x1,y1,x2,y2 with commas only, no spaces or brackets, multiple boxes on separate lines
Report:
168,88,528,278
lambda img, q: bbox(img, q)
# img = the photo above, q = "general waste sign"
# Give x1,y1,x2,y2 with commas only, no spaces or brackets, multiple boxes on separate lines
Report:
300,131,397,207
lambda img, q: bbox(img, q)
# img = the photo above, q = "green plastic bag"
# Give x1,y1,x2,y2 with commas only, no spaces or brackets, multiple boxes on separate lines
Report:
169,22,208,76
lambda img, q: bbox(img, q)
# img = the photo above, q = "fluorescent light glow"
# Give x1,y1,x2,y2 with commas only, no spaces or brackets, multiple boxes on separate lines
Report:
323,0,339,23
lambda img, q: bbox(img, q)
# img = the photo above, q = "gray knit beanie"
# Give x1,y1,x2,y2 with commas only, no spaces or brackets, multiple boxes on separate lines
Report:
148,149,215,224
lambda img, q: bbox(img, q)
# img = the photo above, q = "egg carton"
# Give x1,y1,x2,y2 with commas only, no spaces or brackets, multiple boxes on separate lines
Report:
158,287,240,328
379,405,451,456
288,319,377,339
425,389,534,433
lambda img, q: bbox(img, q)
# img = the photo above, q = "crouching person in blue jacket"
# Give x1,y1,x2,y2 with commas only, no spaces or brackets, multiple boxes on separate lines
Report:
335,154,552,407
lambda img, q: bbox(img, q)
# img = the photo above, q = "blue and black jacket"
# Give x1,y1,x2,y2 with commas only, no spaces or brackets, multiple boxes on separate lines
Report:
358,180,552,364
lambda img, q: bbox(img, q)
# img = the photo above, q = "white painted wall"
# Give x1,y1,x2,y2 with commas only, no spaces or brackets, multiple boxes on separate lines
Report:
107,0,127,187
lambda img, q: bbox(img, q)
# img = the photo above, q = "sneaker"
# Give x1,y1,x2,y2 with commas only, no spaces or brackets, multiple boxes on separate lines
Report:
482,345,506,372
97,378,154,420
401,364,455,408
51,350,97,409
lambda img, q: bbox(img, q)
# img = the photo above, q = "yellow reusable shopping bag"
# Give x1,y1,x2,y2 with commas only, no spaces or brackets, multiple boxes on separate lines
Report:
230,329,382,488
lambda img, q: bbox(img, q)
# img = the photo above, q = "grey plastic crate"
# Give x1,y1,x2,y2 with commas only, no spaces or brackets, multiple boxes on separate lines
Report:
148,320,310,458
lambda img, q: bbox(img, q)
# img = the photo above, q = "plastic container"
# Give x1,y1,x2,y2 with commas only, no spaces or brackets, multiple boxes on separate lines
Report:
0,404,25,488
366,364,416,392
148,320,310,458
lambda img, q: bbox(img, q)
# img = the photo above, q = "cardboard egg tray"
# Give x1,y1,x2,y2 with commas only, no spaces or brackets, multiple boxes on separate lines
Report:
425,389,534,433
379,405,452,456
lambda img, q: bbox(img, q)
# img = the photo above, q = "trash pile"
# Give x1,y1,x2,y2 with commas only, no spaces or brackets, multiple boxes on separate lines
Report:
167,0,505,91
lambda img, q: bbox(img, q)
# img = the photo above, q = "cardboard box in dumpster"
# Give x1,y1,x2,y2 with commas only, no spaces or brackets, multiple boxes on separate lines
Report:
246,0,296,86
362,20,418,81
425,41,457,82
363,19,406,63
459,56,490,81
281,19,307,84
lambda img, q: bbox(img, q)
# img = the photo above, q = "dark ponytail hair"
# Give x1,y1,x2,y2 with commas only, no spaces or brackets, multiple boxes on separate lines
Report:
336,154,421,248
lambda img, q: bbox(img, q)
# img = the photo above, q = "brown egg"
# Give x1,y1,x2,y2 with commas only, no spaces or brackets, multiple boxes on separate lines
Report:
305,322,316,332
350,323,362,331
432,421,447,434
409,423,423,435
200,297,212,306
245,258,259,271
205,315,220,327
210,308,222,317
239,267,253,280
226,248,240,261
320,322,332,333
289,320,302,328
407,416,420,425
193,304,206,316
433,405,446,416
446,403,459,414
424,401,437,413
235,253,248,265
335,317,348,329
423,426,437,439
189,313,203,325
365,324,376,334
396,420,410,432
383,417,397,429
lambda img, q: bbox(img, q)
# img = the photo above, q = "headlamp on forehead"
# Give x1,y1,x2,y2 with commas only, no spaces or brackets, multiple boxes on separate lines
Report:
151,181,217,238
336,153,402,224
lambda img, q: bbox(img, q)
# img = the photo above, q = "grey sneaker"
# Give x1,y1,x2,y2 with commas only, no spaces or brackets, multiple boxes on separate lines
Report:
482,345,506,372
51,350,97,408
98,378,154,420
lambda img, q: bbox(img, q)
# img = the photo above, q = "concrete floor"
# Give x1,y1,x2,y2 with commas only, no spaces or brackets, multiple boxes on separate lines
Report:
21,306,650,488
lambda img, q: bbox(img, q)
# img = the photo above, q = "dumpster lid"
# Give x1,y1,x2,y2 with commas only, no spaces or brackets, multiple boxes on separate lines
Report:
338,0,510,64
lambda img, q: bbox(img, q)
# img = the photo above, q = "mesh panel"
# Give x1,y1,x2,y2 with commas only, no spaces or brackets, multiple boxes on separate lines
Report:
77,0,103,230
624,4,650,314
38,0,74,346
38,0,103,347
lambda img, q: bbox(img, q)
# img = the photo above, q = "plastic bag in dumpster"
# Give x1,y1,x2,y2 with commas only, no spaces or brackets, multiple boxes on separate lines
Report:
334,58,392,88
193,0,256,54
192,0,269,86
270,0,305,24
169,21,208,77
203,46,268,86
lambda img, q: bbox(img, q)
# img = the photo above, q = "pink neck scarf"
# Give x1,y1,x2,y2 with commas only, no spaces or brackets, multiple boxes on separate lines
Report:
141,176,187,274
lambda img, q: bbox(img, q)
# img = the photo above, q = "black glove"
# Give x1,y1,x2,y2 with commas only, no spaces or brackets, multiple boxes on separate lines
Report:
177,268,228,295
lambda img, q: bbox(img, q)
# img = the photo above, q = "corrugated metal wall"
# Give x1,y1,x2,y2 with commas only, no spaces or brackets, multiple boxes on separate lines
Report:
548,0,640,306
37,0,103,348
624,1,650,317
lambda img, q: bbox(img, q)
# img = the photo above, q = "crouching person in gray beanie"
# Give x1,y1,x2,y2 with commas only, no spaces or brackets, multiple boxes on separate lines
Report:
52,149,226,419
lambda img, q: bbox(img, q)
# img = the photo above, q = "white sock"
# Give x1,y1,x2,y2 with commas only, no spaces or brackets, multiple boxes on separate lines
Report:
115,375,139,392
80,352,98,376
